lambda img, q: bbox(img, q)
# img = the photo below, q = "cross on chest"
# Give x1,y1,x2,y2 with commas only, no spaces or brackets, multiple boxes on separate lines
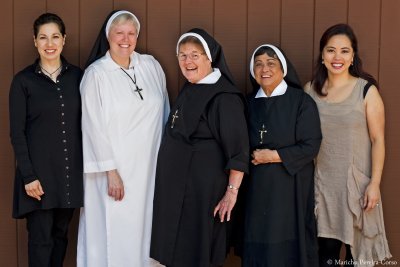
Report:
134,85,143,100
171,109,179,128
259,124,267,144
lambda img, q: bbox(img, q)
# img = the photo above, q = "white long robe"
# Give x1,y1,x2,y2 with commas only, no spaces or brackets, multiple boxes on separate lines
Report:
77,51,169,267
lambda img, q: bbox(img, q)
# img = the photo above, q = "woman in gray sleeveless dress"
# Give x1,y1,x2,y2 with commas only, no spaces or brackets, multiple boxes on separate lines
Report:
304,23,391,267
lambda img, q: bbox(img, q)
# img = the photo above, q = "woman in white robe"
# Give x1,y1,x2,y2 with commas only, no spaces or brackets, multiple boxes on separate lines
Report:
77,10,169,267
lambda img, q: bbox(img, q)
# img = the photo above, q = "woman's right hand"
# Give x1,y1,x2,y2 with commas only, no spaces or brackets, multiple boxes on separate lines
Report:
107,170,124,201
24,179,44,201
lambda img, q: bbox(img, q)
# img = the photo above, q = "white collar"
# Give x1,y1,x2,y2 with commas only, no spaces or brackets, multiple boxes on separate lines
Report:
101,51,139,70
255,80,287,98
197,68,221,84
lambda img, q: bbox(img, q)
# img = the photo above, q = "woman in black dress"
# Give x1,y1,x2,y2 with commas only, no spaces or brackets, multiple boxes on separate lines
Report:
151,28,249,267
9,13,83,267
242,44,321,267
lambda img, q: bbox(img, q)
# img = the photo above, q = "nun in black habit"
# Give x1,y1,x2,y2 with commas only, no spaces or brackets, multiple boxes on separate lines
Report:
242,44,322,267
150,28,249,267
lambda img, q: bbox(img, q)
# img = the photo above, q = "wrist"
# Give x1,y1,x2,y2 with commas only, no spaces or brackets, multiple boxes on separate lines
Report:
227,184,239,192
369,179,381,187
272,150,280,162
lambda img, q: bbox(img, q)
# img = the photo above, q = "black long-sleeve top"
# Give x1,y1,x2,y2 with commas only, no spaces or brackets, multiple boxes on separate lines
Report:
9,57,83,218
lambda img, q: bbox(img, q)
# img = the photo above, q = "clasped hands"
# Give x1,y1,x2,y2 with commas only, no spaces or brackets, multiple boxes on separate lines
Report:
252,148,281,165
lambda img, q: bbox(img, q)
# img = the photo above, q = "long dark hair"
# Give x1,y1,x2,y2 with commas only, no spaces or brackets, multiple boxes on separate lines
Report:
312,23,378,96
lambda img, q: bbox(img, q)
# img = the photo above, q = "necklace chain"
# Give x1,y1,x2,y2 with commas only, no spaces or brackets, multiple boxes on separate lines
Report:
120,67,144,100
40,64,62,78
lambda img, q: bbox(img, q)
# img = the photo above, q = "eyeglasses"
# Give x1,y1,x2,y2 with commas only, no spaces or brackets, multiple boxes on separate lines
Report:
177,53,205,61
254,60,279,70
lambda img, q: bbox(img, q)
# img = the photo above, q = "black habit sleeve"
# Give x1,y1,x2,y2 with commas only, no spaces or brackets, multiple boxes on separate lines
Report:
277,93,322,176
207,93,250,174
9,74,37,184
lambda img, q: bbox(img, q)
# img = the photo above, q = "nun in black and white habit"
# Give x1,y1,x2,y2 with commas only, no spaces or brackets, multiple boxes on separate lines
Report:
150,28,249,267
242,44,322,267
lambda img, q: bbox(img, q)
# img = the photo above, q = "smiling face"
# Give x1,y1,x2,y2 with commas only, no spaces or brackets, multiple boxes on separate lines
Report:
177,42,212,84
322,34,354,75
34,22,65,63
108,20,137,67
253,53,284,93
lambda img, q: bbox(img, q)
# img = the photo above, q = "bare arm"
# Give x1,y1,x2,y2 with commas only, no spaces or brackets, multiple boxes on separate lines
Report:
363,86,385,212
213,169,244,222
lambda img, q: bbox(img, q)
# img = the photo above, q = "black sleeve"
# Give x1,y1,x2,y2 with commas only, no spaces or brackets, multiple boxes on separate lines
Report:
277,93,322,176
9,75,37,184
207,93,250,173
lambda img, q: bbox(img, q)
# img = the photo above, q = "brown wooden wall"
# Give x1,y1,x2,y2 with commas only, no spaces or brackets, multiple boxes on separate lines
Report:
0,1,399,266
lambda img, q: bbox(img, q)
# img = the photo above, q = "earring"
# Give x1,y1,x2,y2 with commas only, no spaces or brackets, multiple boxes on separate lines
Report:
321,60,324,65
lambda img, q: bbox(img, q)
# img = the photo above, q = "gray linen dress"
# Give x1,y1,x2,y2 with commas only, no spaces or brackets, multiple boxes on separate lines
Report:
306,78,391,266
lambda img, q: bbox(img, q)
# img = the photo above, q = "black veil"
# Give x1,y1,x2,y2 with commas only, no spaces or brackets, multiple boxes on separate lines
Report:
179,28,236,86
84,10,140,69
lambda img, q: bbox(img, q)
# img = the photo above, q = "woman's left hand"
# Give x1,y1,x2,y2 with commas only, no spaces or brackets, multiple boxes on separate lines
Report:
252,149,281,165
363,182,381,212
213,189,238,222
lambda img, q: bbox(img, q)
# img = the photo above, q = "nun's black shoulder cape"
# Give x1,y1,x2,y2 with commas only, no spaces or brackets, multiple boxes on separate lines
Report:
238,46,322,267
84,10,119,69
150,28,249,267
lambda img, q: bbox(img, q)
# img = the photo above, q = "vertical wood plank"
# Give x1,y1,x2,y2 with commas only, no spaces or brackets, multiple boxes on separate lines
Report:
114,0,148,53
181,0,213,33
215,1,246,262
379,0,400,262
47,0,80,66
281,0,314,84
13,0,46,71
179,0,214,90
348,0,380,79
215,0,247,92
247,0,281,93
13,2,47,265
44,2,80,267
79,0,113,67
38,3,80,267
0,0,18,266
147,0,181,102
313,0,348,71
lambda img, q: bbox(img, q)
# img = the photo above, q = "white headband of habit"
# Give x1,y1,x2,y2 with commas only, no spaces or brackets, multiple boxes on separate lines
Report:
176,32,212,62
105,10,140,38
250,44,287,78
